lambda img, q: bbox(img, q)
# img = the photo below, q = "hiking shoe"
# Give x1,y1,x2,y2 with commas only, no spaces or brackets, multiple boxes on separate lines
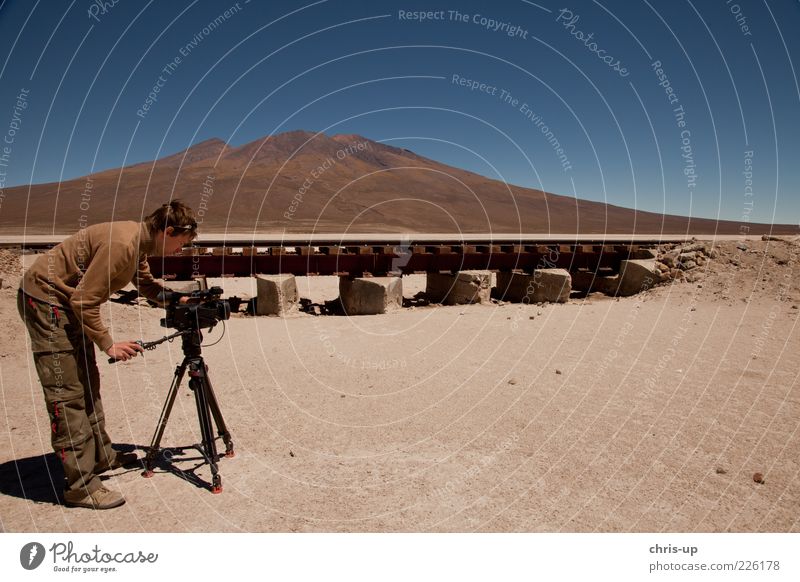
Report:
64,486,126,510
96,451,140,474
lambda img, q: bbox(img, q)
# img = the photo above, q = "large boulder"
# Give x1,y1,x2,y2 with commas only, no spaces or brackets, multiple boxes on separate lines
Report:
496,269,571,303
531,268,571,302
256,274,299,316
616,259,658,296
339,276,402,315
426,270,491,305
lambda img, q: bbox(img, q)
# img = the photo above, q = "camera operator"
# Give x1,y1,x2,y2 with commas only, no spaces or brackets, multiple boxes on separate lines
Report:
17,200,198,509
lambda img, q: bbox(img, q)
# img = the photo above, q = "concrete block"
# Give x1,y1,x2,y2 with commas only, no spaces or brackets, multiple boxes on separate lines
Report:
496,269,571,303
532,269,571,303
616,259,658,296
256,274,299,316
426,270,491,305
339,276,402,315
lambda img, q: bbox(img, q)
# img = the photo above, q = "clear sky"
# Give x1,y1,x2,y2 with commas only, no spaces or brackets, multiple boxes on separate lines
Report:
0,0,798,224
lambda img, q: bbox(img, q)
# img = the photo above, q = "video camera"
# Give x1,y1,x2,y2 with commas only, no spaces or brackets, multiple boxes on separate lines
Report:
160,286,231,331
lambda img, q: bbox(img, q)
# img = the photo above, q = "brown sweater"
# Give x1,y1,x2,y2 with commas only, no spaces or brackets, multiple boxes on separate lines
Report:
20,221,166,352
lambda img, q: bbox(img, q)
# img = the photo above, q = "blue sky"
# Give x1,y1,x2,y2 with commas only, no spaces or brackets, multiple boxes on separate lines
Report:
0,0,798,224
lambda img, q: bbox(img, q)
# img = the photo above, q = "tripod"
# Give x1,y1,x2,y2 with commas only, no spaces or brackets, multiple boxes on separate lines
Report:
141,327,235,493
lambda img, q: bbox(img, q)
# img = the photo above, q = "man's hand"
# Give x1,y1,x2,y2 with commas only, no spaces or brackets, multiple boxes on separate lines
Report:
105,341,144,362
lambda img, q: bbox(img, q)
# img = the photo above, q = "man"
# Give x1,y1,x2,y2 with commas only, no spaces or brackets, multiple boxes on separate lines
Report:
17,200,198,509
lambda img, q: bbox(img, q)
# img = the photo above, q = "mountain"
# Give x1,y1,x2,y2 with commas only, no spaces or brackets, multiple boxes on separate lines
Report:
0,130,796,235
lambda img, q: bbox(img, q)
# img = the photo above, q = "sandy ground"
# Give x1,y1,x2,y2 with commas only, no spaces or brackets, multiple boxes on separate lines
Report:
0,238,798,532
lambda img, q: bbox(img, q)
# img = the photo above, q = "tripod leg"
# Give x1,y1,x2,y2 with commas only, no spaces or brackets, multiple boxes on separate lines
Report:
143,359,188,477
200,363,235,457
189,361,222,493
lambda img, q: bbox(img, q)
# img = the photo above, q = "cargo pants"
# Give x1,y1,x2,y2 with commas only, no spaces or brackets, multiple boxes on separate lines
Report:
17,289,117,503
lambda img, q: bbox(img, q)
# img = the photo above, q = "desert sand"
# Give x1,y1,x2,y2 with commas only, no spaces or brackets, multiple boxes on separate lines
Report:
0,237,798,532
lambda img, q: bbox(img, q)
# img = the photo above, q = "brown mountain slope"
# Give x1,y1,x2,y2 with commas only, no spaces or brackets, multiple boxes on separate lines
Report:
0,130,796,235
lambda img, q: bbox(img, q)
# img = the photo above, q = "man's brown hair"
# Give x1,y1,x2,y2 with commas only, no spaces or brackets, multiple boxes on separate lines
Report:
145,200,197,239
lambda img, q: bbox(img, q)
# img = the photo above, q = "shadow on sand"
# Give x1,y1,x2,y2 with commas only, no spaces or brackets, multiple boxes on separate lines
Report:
0,444,142,506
